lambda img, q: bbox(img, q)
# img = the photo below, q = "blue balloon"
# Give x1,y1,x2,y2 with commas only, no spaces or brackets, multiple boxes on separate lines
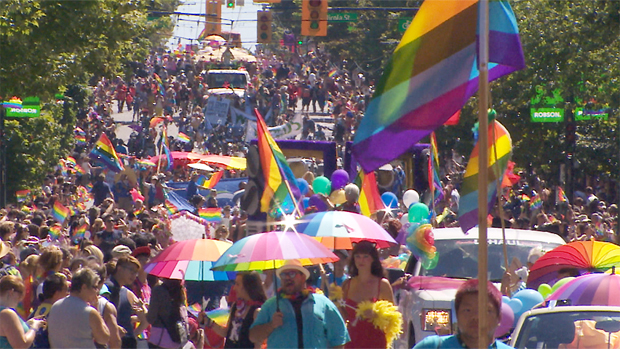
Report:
301,197,310,211
296,178,309,196
381,192,399,208
502,296,511,304
513,289,544,312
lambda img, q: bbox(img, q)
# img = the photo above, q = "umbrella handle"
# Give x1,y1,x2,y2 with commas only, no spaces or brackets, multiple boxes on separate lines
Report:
274,259,279,312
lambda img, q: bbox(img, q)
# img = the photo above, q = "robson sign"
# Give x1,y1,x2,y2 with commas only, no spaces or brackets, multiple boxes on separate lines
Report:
530,108,564,122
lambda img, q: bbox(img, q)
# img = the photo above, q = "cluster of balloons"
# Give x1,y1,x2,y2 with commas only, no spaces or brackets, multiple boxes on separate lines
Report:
299,170,352,213
496,289,545,337
536,277,574,298
399,189,437,269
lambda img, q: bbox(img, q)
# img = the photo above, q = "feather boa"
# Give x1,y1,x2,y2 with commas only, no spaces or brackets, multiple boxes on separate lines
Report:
355,300,403,348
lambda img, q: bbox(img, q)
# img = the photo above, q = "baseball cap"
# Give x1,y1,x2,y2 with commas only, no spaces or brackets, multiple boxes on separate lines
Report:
276,259,310,280
111,245,132,259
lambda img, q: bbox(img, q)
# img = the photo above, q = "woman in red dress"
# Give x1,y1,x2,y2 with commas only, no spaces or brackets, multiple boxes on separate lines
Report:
341,240,395,349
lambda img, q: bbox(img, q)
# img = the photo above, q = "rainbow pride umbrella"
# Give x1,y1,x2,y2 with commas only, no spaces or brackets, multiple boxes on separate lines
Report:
295,211,398,249
527,241,620,288
547,272,620,306
211,231,339,272
145,239,235,281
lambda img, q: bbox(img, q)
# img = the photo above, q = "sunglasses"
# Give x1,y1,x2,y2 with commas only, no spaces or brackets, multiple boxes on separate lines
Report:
280,271,300,279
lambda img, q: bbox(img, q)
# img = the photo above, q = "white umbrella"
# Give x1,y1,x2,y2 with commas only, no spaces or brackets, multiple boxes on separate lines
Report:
188,163,214,171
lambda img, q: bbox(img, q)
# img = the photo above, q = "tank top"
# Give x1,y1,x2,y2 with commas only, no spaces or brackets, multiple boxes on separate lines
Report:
47,296,95,349
343,279,388,349
224,303,261,349
0,306,29,349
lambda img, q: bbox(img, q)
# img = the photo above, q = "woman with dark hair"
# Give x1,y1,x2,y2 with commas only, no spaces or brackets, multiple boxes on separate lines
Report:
203,272,266,348
0,275,46,349
341,240,394,349
30,273,69,319
147,278,192,349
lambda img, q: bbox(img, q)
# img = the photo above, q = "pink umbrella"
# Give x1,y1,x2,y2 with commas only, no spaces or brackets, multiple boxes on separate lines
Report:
295,211,398,249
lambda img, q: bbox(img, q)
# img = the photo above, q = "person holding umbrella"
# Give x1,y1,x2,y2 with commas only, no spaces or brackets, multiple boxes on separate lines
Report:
249,260,350,348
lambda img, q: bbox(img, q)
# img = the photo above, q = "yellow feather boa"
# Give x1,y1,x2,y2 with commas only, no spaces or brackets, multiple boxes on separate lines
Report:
355,300,403,348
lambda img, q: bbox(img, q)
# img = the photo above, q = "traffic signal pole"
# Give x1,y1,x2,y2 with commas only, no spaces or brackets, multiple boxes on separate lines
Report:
0,106,6,208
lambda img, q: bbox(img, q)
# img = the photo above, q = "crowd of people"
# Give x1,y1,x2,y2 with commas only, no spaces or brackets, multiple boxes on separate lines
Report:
0,41,617,349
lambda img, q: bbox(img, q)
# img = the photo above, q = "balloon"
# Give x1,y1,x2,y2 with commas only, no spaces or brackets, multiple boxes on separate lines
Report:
513,289,544,313
330,170,350,190
312,176,331,196
381,192,399,208
409,202,430,223
308,194,327,212
296,178,309,196
301,197,310,211
495,302,515,338
502,296,511,304
421,252,439,270
507,298,522,314
329,189,346,205
402,190,420,208
551,277,575,293
537,284,552,299
400,213,409,226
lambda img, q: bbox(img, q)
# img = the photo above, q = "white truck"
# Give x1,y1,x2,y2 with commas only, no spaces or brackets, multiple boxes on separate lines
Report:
205,69,250,98
393,227,565,348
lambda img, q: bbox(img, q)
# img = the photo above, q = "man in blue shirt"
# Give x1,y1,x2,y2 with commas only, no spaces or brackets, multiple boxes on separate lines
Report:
413,279,514,349
249,260,350,348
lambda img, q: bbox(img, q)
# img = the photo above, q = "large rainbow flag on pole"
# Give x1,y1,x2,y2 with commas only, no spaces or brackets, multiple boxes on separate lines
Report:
353,171,385,217
255,109,300,215
352,0,525,172
458,120,512,233
90,133,124,172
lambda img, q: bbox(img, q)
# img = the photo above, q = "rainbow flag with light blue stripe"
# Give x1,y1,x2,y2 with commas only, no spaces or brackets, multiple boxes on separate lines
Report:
352,0,525,172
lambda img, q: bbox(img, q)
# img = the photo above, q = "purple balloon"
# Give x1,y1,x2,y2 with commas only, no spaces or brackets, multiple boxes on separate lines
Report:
308,194,327,212
495,302,515,338
330,169,350,190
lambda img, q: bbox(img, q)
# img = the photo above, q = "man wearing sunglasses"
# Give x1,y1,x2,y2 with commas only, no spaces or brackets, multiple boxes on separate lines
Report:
249,259,350,348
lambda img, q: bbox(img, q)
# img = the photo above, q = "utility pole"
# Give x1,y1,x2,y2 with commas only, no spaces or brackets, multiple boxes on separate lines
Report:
0,106,6,208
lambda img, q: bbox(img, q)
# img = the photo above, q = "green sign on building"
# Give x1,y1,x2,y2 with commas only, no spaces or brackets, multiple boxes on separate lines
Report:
327,13,358,22
398,18,412,33
530,108,564,122
5,97,40,118
575,107,608,121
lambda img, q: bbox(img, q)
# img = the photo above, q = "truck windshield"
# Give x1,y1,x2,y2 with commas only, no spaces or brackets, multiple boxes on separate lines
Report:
421,239,561,281
207,73,247,89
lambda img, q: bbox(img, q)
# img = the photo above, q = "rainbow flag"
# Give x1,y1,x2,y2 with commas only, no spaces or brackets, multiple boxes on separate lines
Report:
354,171,385,217
198,170,223,189
352,0,525,172
199,208,222,223
153,73,165,96
52,201,71,223
73,224,88,240
458,120,512,233
255,109,300,214
177,132,191,143
428,141,444,205
136,158,156,168
21,205,32,213
198,28,208,41
530,194,542,210
206,308,230,326
328,68,338,78
65,156,77,167
75,134,87,145
48,225,62,240
557,186,569,204
3,97,22,109
90,133,124,172
16,189,30,202
164,200,178,216
74,165,87,176
162,143,173,171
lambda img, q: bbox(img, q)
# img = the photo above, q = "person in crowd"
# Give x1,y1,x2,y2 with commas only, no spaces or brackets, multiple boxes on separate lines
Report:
318,250,348,298
92,173,114,207
93,214,122,262
48,268,111,348
340,240,394,349
0,275,46,349
338,183,361,214
146,278,190,349
202,271,266,348
249,259,350,348
214,225,233,244
103,256,149,348
413,279,513,349
30,272,68,319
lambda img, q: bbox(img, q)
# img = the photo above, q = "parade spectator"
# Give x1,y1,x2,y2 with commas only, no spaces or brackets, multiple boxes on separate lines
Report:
48,268,110,349
92,174,114,207
147,278,190,349
249,259,350,348
413,279,512,349
0,275,46,349
93,214,122,262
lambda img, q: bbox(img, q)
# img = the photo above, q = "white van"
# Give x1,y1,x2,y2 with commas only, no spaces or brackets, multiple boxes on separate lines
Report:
206,69,250,98
394,227,566,348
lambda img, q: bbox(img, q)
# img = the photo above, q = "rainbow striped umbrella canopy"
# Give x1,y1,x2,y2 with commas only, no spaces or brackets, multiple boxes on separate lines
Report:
211,231,339,271
145,239,235,281
295,211,398,249
548,272,620,306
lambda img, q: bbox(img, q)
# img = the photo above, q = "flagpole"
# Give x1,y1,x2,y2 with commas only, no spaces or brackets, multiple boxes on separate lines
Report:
156,124,166,174
477,0,490,347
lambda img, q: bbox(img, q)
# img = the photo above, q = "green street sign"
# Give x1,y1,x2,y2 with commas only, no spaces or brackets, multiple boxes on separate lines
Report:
530,108,564,122
575,107,608,121
398,18,412,33
5,97,40,118
327,13,357,22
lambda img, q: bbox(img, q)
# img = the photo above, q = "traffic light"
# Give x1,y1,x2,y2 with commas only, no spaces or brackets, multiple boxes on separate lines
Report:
226,0,234,8
257,11,272,43
565,121,576,145
301,0,327,36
